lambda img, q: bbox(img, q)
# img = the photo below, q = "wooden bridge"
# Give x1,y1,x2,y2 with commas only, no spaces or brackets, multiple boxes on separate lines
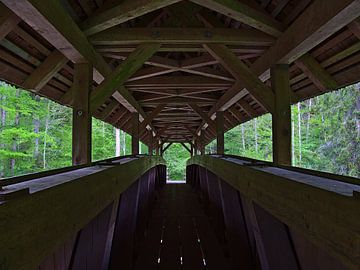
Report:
0,0,359,269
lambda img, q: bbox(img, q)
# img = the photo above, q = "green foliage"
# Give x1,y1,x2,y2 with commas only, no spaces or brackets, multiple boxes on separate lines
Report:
163,143,190,180
0,82,145,179
216,84,359,178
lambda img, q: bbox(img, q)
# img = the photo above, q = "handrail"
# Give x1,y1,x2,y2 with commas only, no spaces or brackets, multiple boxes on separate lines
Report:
187,155,360,269
0,155,166,269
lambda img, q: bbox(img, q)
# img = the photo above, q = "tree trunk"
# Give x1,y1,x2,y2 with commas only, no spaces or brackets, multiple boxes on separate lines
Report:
115,128,120,156
43,101,51,169
306,98,312,143
241,124,245,150
254,118,258,153
122,130,126,155
291,107,295,165
298,102,302,165
33,95,41,166
10,89,20,176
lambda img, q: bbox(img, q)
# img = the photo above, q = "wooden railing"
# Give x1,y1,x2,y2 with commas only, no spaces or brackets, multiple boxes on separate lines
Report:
187,155,359,270
0,155,166,270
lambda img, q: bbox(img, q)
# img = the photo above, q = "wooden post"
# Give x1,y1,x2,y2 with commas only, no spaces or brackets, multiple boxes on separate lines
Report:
131,112,139,155
148,144,153,156
190,143,194,156
271,64,291,166
216,111,224,155
72,63,92,165
200,131,205,155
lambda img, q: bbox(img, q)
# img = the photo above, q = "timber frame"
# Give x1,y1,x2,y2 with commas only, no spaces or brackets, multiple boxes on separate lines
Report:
0,0,359,152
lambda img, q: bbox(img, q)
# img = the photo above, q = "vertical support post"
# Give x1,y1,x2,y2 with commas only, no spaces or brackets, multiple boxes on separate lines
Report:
155,144,159,155
216,111,224,155
200,131,205,155
148,143,153,156
190,143,194,156
131,112,139,155
271,64,291,165
72,63,92,165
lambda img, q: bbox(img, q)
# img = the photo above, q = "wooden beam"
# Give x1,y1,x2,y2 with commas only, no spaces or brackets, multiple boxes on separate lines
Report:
204,44,275,112
188,103,216,131
97,100,119,120
72,63,92,165
216,111,224,155
348,17,360,39
90,43,160,113
1,0,151,117
162,142,173,154
180,142,192,154
139,104,166,132
90,27,274,46
131,112,139,155
196,0,360,125
0,3,21,40
81,0,182,36
238,99,257,117
295,53,338,91
189,0,284,37
187,155,360,270
22,50,68,92
271,64,291,166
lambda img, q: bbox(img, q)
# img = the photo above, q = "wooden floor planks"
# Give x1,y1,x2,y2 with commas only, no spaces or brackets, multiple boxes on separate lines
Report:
134,184,230,270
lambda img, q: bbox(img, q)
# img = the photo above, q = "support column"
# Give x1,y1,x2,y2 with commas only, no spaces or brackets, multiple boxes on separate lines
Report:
200,131,205,155
216,111,224,155
72,63,92,165
271,64,291,165
131,112,139,155
190,143,194,156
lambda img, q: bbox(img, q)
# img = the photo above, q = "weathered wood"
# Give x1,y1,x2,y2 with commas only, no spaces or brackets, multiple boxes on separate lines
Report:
204,44,275,112
81,0,182,36
131,112,139,155
23,50,68,92
90,43,160,113
90,28,274,46
189,0,284,37
139,104,166,132
72,63,92,165
295,53,338,91
188,103,216,132
187,156,360,269
348,17,360,39
216,111,224,155
0,3,21,40
0,156,165,270
271,64,291,166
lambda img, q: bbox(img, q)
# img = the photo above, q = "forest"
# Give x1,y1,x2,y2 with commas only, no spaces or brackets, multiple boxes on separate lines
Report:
0,81,359,180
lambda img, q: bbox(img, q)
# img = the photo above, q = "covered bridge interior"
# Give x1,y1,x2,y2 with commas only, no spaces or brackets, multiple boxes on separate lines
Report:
0,0,359,269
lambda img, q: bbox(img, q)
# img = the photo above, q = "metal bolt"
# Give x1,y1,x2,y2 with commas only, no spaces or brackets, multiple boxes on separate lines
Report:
77,110,83,116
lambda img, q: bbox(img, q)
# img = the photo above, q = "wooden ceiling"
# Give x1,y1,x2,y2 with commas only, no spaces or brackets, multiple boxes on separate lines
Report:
0,0,359,148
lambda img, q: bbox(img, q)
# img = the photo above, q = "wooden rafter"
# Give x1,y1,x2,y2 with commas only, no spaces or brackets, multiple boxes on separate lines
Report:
189,0,284,37
81,0,182,36
90,28,274,46
90,43,160,113
0,3,21,40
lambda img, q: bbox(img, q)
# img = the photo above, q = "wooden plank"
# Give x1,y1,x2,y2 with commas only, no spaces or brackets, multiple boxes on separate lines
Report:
253,203,300,270
90,43,160,113
238,99,257,117
23,50,68,92
72,63,92,165
348,17,360,39
139,104,166,132
0,3,21,40
204,44,275,112
188,103,216,131
218,180,255,269
97,100,119,120
216,111,224,155
81,0,182,36
187,156,360,269
189,0,284,37
90,27,274,46
271,64,291,166
109,179,141,270
131,112,139,155
0,156,165,270
295,53,338,91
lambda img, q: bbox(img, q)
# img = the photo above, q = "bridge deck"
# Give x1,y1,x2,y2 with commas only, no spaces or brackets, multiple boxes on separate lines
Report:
134,183,230,270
